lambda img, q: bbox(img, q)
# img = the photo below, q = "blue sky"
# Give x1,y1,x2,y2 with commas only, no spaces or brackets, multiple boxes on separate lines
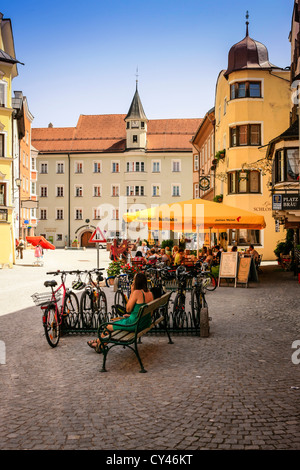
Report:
4,0,294,128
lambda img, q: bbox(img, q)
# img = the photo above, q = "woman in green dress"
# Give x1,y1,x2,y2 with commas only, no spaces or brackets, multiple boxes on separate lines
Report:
87,272,153,352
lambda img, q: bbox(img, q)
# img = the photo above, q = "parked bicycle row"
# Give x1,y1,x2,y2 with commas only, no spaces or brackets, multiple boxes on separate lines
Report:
32,263,215,348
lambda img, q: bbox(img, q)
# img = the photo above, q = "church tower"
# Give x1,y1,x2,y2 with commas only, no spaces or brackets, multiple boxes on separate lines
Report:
125,80,148,150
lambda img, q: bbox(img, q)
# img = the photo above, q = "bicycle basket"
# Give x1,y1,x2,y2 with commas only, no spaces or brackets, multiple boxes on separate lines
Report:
31,292,62,307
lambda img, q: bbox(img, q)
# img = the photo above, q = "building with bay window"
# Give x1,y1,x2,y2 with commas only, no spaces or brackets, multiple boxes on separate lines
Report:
266,0,300,247
213,17,291,259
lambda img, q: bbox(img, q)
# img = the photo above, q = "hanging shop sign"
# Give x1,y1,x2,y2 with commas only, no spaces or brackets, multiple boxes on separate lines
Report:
272,193,300,211
199,176,210,191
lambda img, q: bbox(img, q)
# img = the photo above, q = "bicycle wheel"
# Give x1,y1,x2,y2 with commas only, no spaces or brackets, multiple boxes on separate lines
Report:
63,292,79,329
43,305,60,348
80,289,94,328
172,293,186,329
97,290,108,325
114,289,126,308
191,288,201,329
203,272,217,291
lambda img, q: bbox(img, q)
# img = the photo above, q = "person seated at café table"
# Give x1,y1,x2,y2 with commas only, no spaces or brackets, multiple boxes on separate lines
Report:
247,244,259,263
160,248,171,265
204,249,214,267
165,246,172,257
214,245,222,264
147,248,158,264
132,250,146,265
174,248,185,266
231,245,238,252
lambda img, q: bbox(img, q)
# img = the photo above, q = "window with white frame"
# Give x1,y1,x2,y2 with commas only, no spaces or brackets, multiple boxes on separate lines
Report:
0,182,7,205
112,185,119,197
40,162,48,174
93,208,101,220
31,157,36,171
172,160,181,172
40,209,47,220
75,185,83,197
152,185,160,197
94,161,102,173
194,183,199,199
112,161,120,173
75,208,83,220
126,185,144,196
126,161,145,172
75,161,83,173
56,209,64,220
31,208,36,218
0,133,4,157
93,185,101,197
56,186,64,197
194,154,199,171
152,161,160,173
172,184,181,197
0,80,7,107
40,186,48,197
112,209,119,220
57,162,64,174
31,182,36,195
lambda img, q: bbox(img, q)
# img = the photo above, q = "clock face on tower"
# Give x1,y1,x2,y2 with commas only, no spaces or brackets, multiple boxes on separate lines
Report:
131,120,139,128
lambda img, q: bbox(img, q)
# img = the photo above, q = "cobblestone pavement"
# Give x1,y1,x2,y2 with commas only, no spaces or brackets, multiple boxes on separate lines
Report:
0,265,299,450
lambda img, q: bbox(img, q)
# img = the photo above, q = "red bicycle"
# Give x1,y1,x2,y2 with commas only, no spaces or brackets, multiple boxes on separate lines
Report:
32,270,79,347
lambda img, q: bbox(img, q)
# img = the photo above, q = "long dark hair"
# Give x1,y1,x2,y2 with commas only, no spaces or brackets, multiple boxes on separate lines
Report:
133,272,148,292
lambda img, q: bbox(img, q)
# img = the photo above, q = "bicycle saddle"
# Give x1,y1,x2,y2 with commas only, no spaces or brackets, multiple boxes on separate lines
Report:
44,280,57,288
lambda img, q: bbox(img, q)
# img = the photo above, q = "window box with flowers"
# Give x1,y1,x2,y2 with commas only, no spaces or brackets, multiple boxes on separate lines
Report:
213,194,223,203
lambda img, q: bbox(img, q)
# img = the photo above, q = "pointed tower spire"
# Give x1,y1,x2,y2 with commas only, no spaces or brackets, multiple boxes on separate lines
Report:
246,10,249,37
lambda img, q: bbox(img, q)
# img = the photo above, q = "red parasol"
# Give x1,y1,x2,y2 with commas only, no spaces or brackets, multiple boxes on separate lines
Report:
26,236,56,250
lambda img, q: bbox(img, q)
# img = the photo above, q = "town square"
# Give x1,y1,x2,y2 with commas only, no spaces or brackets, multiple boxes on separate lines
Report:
0,0,299,455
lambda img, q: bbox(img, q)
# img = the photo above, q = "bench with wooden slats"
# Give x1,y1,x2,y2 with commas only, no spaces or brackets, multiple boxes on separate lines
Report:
97,292,173,373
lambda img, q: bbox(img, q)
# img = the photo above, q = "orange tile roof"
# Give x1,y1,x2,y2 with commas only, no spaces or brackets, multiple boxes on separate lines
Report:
32,114,202,153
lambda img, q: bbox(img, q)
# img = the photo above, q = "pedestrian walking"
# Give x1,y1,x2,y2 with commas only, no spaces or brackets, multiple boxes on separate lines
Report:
34,244,43,266
16,238,25,259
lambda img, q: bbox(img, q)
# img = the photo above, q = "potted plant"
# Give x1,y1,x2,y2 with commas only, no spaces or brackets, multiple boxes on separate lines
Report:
72,238,79,248
107,259,124,283
219,149,225,159
213,194,223,203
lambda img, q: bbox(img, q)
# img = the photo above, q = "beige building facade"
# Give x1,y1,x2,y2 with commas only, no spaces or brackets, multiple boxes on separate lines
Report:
32,87,201,247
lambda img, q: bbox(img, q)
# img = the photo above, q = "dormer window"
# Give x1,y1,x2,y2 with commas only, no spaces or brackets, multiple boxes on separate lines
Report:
141,122,145,129
133,135,138,143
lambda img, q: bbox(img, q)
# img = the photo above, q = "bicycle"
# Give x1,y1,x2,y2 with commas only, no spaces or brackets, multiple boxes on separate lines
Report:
32,270,80,348
172,266,192,330
190,272,210,330
113,273,132,308
197,261,217,291
79,268,107,328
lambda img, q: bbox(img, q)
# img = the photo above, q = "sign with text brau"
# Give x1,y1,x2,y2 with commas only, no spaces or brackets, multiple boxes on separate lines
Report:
272,194,300,211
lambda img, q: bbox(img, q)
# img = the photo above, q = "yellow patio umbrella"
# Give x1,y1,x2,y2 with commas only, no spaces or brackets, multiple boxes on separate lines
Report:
123,198,266,252
123,198,266,232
